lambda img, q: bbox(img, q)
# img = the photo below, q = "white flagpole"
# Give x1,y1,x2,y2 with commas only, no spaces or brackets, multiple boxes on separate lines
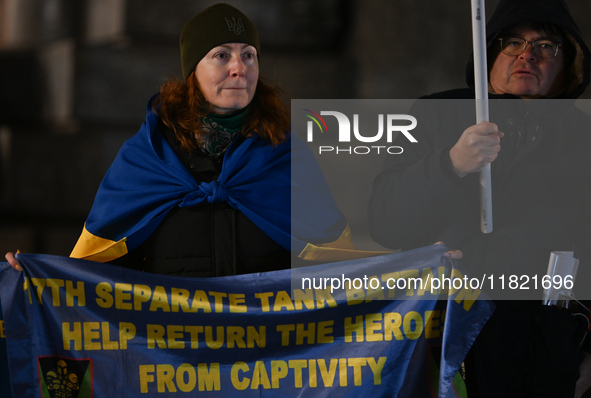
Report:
470,0,493,233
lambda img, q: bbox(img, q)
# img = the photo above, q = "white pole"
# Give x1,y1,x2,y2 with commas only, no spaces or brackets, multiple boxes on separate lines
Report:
470,0,493,233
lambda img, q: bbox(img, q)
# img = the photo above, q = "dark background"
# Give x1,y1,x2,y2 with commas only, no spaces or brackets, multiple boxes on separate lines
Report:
1,0,590,256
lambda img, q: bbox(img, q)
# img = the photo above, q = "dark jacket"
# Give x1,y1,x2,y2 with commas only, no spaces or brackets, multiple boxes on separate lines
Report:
111,120,292,277
369,1,591,396
369,96,591,283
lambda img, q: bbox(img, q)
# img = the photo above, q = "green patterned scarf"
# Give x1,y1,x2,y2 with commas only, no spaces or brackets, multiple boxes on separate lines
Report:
200,107,250,157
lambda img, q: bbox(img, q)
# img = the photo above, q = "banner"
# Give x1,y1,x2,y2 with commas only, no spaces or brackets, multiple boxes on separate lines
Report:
0,246,493,397
0,302,12,398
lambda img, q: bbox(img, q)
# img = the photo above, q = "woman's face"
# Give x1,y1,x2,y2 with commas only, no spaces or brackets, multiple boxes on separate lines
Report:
195,43,259,114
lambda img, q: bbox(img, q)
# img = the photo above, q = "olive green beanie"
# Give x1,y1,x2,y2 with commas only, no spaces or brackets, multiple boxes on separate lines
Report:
180,3,260,80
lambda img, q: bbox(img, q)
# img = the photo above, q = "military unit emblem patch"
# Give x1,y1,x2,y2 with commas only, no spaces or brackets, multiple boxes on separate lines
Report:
38,357,93,398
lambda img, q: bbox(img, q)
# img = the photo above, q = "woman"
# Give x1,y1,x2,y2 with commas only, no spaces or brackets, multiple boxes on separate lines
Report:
6,3,460,273
67,3,361,277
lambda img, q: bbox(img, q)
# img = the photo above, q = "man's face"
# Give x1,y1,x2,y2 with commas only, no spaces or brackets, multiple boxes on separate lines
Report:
489,26,564,98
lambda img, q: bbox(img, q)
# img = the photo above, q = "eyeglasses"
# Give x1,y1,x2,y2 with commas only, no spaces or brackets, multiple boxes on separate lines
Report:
498,37,562,59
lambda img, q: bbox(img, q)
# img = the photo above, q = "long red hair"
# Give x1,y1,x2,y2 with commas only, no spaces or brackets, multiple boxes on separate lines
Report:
152,72,290,152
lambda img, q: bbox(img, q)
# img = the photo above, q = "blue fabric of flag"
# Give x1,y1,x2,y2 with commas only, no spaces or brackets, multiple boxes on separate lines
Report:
82,95,346,255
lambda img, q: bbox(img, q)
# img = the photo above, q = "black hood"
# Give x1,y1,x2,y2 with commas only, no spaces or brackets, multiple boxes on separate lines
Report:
465,0,591,98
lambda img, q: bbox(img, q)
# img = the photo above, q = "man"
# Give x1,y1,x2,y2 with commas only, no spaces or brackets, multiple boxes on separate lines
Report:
368,0,591,397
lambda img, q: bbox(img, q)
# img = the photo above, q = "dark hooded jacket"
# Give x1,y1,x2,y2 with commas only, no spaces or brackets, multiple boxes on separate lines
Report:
467,0,590,99
369,1,591,396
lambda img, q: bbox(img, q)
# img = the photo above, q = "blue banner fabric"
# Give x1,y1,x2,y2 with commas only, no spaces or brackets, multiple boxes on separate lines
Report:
0,302,12,398
0,246,493,397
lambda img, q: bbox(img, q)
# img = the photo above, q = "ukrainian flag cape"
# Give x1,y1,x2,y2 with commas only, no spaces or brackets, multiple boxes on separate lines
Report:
71,97,353,263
